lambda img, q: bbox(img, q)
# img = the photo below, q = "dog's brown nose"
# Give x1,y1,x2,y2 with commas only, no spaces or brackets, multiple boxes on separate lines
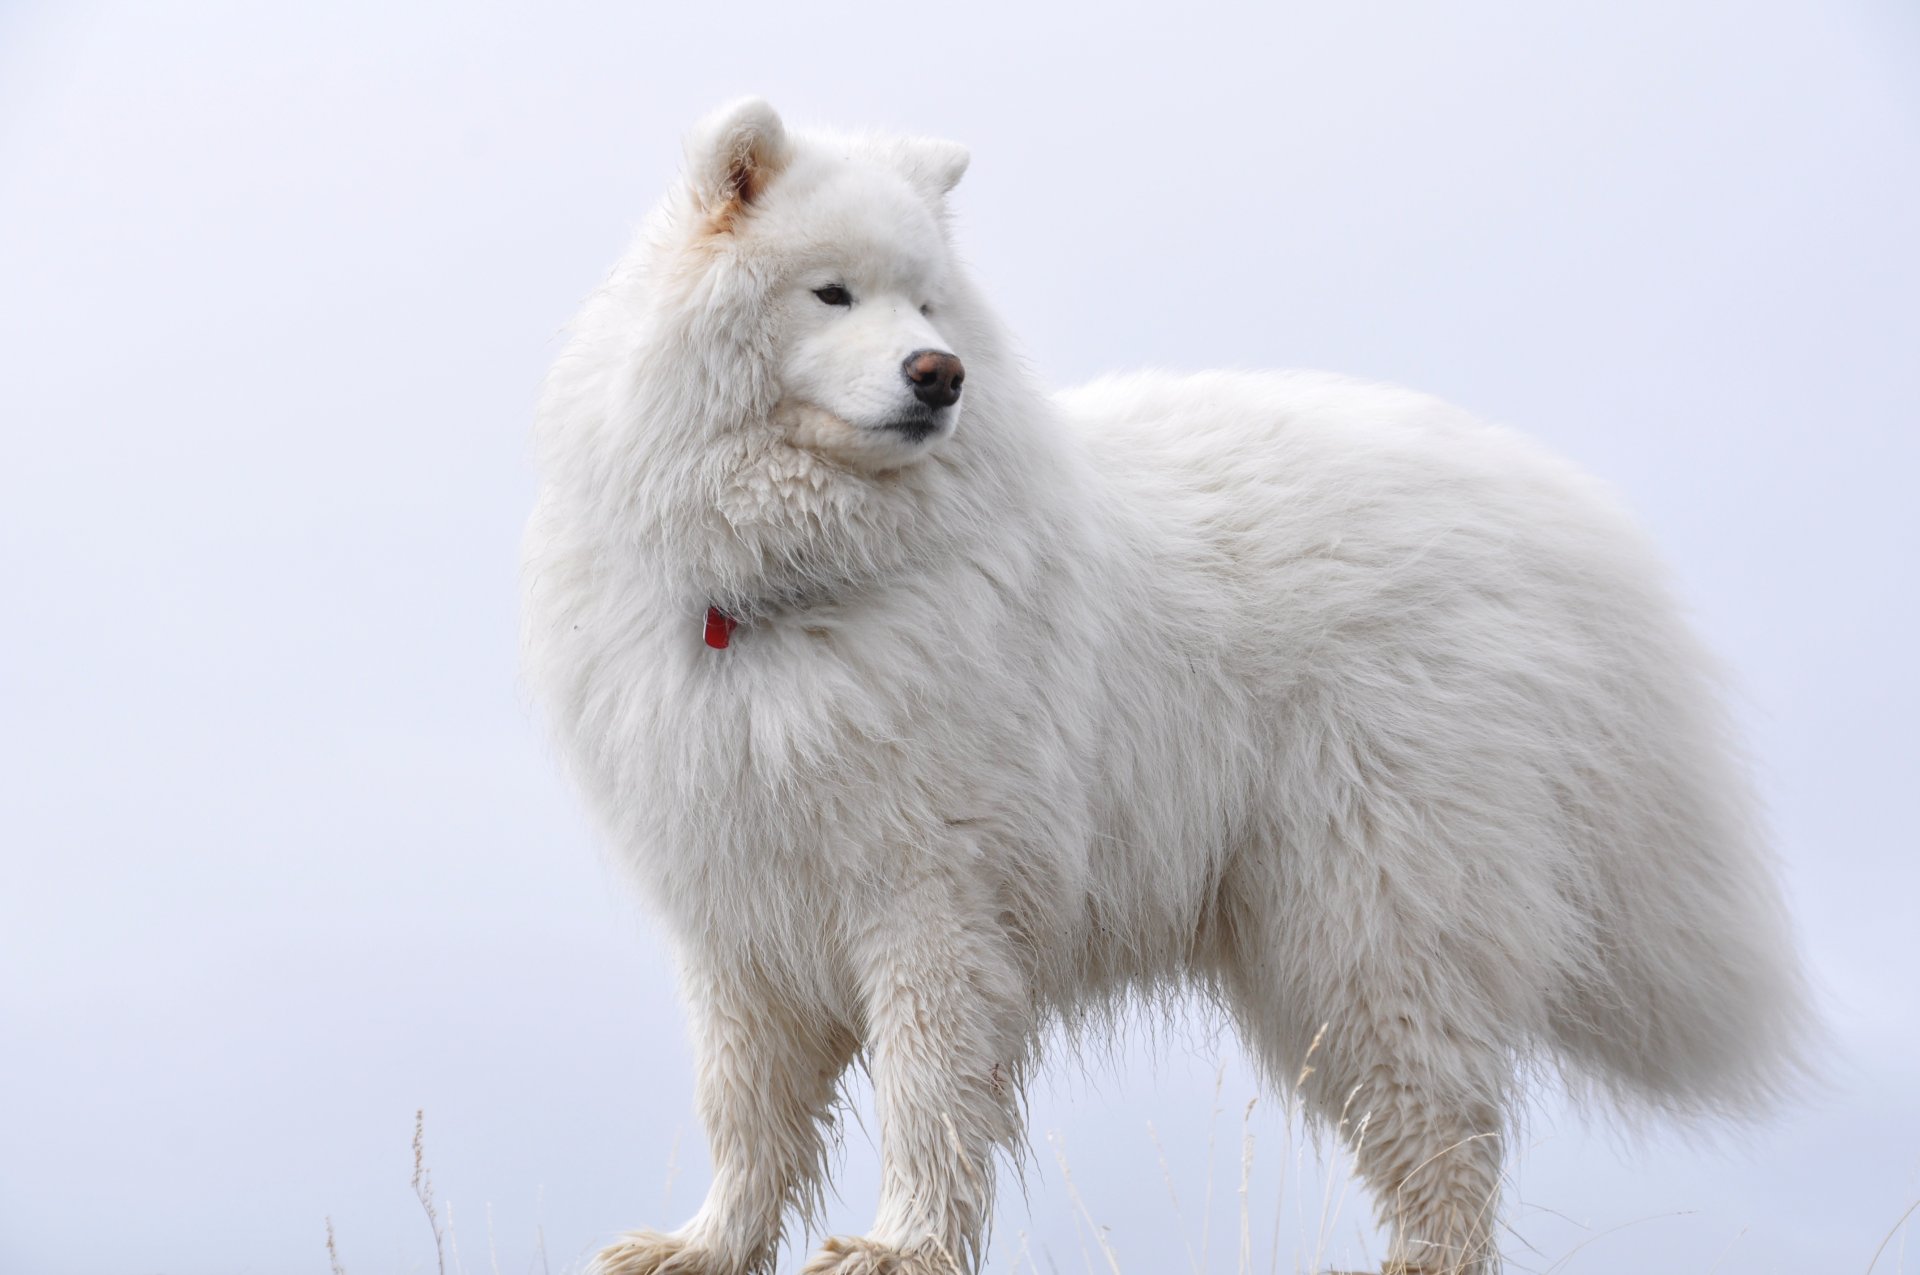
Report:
902,349,965,409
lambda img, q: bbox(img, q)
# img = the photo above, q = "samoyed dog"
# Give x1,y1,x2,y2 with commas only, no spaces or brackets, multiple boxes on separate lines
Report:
522,99,1807,1275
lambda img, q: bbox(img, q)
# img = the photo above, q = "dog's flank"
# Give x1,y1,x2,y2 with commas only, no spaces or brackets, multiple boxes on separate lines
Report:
521,98,1810,1275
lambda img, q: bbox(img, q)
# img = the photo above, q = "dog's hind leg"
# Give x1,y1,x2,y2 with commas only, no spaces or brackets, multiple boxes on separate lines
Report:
594,960,856,1275
1224,956,1508,1275
1329,1050,1505,1275
1214,835,1511,1275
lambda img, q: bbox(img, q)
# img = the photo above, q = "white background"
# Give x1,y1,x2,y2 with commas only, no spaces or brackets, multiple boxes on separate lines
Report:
2,3,1916,1273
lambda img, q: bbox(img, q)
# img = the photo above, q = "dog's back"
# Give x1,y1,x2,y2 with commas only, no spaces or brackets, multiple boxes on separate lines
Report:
1058,368,1808,1123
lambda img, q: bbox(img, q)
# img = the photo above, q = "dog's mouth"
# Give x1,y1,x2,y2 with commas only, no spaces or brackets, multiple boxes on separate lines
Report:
778,396,953,472
878,411,944,443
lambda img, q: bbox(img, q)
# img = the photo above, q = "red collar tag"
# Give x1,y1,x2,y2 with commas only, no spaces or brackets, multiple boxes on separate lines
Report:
704,605,738,649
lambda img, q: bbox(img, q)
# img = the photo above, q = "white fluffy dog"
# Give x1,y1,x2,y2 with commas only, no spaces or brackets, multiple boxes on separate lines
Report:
522,99,1808,1275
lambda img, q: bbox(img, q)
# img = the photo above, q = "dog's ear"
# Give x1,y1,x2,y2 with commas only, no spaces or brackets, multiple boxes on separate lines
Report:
895,137,970,202
685,98,792,231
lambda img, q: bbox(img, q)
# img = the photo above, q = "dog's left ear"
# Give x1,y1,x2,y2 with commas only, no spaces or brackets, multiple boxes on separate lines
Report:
686,97,793,230
894,138,970,202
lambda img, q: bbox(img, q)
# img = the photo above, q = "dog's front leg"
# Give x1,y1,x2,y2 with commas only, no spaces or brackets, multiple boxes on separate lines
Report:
594,960,856,1275
802,889,1028,1275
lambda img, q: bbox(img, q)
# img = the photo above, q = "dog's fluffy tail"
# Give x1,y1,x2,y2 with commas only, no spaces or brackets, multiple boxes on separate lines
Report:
1544,629,1812,1124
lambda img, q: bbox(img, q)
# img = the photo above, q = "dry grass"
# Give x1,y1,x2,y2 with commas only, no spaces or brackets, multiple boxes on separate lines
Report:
413,1108,447,1275
323,1097,1920,1275
1868,1198,1920,1275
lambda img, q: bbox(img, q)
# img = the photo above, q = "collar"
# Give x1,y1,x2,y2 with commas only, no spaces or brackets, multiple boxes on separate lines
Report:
704,605,739,649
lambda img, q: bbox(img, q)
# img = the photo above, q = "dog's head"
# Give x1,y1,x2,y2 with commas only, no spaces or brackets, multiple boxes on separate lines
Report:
667,98,972,473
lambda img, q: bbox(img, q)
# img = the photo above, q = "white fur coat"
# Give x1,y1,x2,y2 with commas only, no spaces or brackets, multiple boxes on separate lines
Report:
522,99,1807,1275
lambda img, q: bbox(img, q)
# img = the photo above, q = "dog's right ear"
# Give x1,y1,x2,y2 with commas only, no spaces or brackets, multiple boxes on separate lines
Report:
685,98,792,232
897,138,970,202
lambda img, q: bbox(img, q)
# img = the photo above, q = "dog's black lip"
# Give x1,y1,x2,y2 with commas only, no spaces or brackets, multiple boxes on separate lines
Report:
879,415,942,442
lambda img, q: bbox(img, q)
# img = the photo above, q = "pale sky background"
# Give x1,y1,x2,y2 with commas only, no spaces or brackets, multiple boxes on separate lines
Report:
2,3,1917,1273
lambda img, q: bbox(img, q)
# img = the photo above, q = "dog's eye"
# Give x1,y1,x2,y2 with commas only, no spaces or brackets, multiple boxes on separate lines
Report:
919,303,933,317
813,285,853,307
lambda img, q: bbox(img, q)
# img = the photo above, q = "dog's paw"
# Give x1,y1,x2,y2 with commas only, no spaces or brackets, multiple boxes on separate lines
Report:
591,1229,726,1275
799,1236,959,1275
